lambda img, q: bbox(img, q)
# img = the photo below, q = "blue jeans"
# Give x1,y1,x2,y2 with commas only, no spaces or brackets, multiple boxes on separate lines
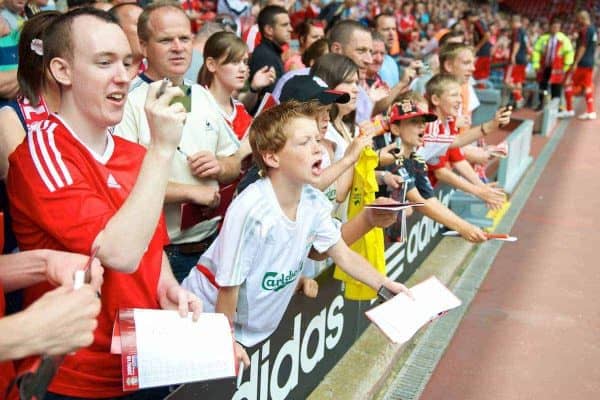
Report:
165,247,203,283
165,232,217,283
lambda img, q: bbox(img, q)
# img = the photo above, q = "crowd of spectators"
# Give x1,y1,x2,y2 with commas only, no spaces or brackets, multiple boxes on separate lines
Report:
0,0,596,399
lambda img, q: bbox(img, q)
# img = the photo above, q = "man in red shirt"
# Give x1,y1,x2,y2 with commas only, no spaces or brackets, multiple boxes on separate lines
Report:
7,8,201,399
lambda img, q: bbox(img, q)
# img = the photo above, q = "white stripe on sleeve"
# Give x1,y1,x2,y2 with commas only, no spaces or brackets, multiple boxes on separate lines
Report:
28,124,56,192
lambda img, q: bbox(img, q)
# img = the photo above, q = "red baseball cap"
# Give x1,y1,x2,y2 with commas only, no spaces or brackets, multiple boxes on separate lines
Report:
388,100,437,124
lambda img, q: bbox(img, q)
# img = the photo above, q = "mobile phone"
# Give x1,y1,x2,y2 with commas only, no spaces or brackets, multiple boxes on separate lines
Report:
170,84,191,113
503,98,516,112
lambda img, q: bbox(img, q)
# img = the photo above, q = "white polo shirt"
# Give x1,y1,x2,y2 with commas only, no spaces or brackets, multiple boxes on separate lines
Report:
114,75,239,244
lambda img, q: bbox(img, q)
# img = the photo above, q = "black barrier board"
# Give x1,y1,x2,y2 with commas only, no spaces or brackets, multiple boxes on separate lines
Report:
167,186,454,400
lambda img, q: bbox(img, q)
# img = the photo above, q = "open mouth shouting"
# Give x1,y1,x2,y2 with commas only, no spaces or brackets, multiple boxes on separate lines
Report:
311,158,323,176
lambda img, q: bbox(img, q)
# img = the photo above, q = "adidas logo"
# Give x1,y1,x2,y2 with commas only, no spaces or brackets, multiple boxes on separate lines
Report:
107,173,121,189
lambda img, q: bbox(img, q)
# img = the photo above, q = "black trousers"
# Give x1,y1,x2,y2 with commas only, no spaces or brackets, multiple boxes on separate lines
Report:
538,67,563,104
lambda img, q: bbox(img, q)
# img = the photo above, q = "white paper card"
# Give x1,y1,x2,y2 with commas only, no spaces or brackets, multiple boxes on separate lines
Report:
133,310,236,388
365,277,461,344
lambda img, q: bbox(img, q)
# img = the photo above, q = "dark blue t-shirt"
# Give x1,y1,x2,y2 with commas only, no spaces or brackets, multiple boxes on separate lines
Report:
473,21,492,57
578,25,597,68
512,27,528,65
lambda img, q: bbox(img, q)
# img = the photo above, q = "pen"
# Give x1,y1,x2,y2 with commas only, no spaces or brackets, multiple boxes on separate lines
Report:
18,247,100,399
236,361,244,388
156,78,170,99
176,146,190,158
74,247,99,290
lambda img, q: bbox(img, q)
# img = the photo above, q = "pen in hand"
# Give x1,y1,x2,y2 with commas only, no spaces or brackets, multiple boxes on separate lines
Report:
176,146,190,159
156,77,170,99
236,361,244,388
74,247,99,290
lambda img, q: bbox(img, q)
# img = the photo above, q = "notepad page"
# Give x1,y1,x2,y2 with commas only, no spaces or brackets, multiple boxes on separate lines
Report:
366,277,462,344
133,310,236,389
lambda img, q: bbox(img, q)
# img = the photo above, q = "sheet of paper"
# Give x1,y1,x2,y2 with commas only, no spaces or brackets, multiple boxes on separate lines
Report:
364,202,424,211
126,309,236,390
365,277,461,344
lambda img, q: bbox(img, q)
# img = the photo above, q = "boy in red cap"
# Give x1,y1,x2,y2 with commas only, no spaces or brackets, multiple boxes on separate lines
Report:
384,94,487,243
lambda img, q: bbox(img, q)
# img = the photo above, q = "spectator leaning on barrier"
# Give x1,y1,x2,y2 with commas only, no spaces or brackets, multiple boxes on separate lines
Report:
182,100,412,365
380,93,487,243
561,10,597,121
438,41,510,175
114,1,241,283
423,74,506,210
7,7,201,399
531,16,574,109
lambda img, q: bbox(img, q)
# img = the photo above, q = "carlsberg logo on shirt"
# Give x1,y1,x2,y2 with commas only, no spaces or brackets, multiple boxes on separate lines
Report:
262,268,300,291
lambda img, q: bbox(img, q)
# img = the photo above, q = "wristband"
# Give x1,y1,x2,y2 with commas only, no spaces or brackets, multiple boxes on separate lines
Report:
377,284,395,302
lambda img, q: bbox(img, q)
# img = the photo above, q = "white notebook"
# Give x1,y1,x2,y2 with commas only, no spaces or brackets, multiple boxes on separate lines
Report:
366,277,461,344
113,309,236,391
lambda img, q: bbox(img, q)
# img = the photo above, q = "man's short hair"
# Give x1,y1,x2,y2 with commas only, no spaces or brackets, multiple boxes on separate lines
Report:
257,5,288,35
425,73,460,100
250,100,319,176
108,2,141,24
372,30,385,44
327,20,370,49
137,0,185,43
43,7,118,73
439,42,473,73
373,13,394,29
550,15,562,26
67,0,95,9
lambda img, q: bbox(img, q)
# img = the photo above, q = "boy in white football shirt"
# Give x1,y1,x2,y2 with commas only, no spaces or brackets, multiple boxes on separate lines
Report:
183,101,411,363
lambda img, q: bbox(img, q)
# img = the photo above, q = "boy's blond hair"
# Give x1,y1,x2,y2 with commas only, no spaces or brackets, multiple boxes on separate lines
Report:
425,73,461,106
250,100,320,176
439,42,474,73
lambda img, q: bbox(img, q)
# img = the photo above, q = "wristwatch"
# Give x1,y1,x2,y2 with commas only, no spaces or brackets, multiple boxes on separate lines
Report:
377,285,395,302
